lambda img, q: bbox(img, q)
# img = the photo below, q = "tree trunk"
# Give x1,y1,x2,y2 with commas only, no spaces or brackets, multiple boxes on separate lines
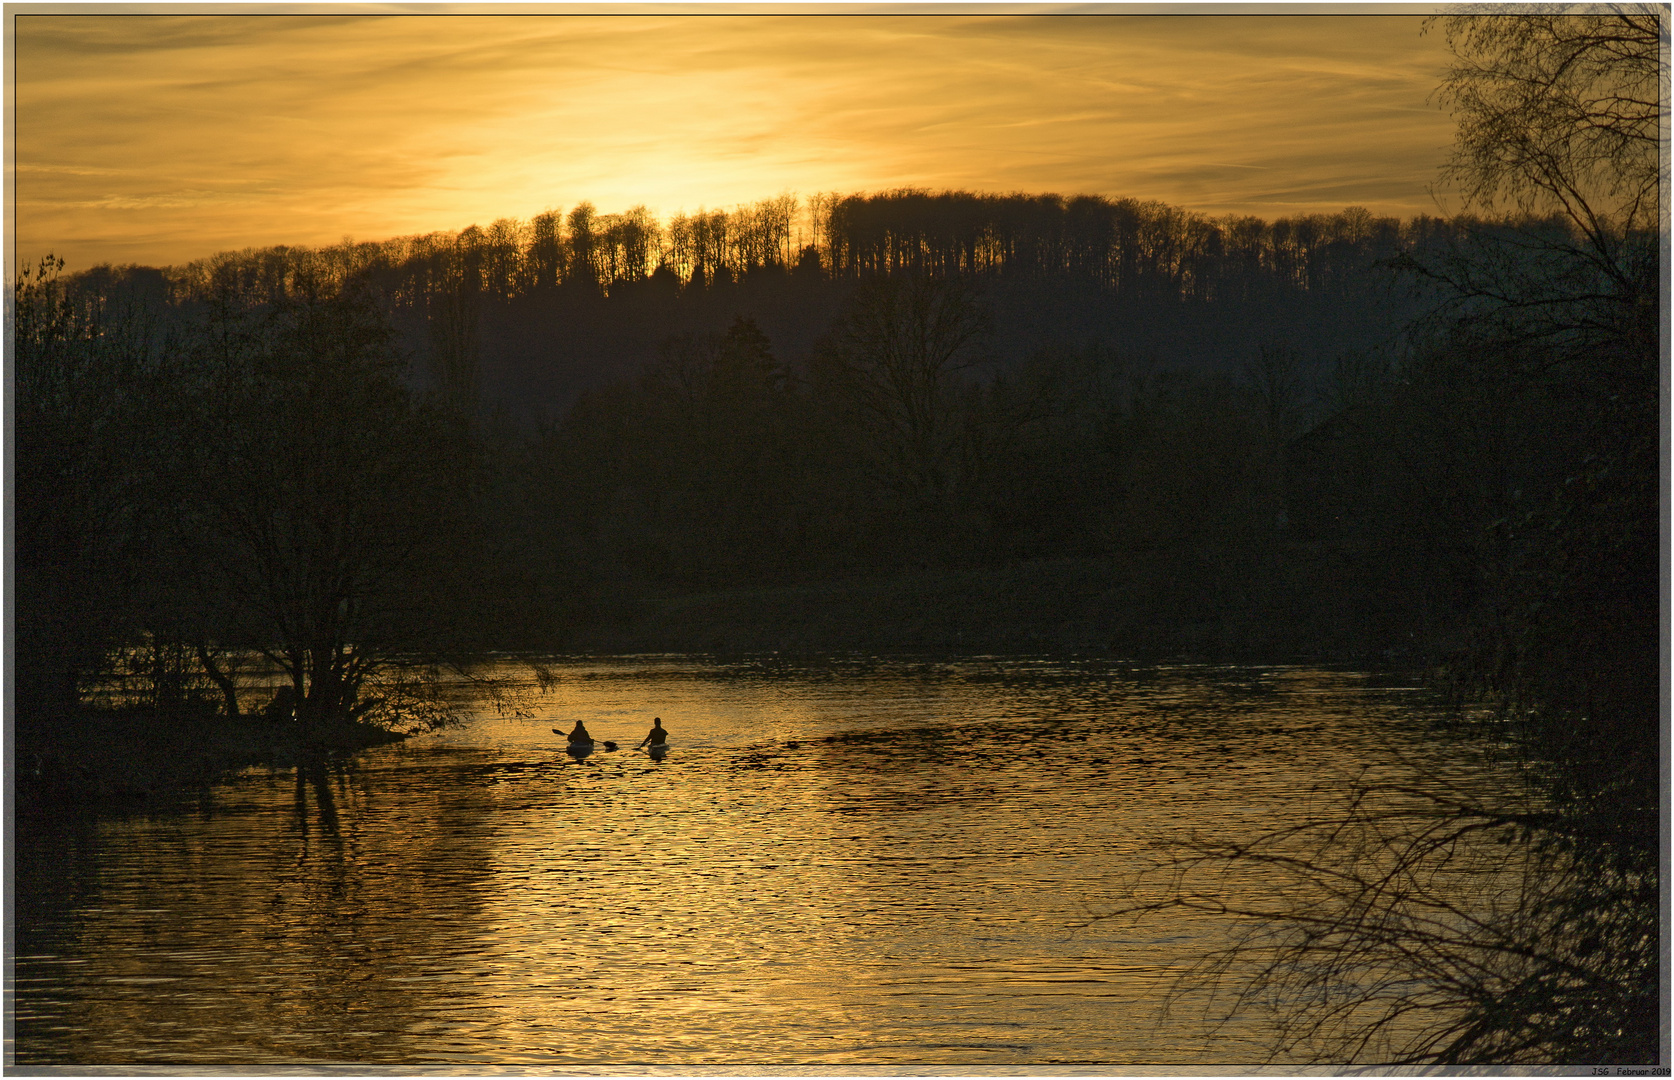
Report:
195,640,240,720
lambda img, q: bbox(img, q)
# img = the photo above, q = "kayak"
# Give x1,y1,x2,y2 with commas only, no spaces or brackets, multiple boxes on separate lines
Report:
552,729,616,754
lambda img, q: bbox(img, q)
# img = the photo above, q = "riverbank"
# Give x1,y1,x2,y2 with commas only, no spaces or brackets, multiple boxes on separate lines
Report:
16,549,1444,807
16,710,409,807
568,550,1446,663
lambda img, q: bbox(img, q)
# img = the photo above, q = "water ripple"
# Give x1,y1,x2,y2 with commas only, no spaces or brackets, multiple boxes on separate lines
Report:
14,659,1496,1066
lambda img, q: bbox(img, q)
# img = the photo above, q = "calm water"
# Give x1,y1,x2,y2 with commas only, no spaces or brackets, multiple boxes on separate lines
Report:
11,658,1499,1069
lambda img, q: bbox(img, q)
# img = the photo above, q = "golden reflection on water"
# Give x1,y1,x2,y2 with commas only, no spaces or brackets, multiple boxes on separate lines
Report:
13,660,1502,1066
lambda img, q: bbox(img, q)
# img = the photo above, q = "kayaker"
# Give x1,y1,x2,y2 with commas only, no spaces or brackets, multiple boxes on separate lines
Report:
568,720,593,745
636,718,667,749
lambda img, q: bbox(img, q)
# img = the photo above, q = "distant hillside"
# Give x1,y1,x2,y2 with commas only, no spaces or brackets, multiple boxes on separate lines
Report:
76,189,1466,423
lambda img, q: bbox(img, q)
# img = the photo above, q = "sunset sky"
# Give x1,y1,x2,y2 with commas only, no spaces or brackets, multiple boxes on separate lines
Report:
11,10,1462,270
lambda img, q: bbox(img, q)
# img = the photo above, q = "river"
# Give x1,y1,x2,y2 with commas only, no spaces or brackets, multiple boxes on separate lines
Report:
11,657,1501,1069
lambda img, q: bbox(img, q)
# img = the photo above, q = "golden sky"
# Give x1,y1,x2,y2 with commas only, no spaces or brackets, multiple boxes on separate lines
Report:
10,9,1461,270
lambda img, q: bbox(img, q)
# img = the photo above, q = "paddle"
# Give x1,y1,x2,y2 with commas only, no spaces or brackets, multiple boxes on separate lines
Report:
551,729,618,751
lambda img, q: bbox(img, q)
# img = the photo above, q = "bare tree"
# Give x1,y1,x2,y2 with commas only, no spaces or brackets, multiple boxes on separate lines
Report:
566,203,599,288
1242,342,1311,450
526,209,565,289
1241,343,1314,532
817,274,989,508
1109,773,1659,1065
1103,14,1668,1066
195,280,471,735
1414,9,1666,360
428,237,481,415
1433,9,1665,239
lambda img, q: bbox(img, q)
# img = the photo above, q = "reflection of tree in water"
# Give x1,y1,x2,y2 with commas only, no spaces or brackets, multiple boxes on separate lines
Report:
252,757,504,1057
12,760,505,1064
293,755,344,846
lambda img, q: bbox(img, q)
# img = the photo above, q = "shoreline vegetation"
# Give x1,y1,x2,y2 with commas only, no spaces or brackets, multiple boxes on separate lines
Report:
18,509,1461,809
17,710,409,808
572,551,1432,660
18,548,1431,809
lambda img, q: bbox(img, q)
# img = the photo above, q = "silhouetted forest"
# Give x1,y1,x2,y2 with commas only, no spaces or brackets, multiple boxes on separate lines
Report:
14,184,1653,694
156,191,1457,419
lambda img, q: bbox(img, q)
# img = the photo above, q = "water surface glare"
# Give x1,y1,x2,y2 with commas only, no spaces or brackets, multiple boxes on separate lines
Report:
13,659,1490,1067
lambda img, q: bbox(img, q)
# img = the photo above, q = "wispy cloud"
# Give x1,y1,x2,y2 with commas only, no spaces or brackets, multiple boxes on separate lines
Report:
13,12,1459,268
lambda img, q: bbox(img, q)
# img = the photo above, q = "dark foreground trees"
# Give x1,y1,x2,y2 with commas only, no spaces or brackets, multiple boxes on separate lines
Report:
12,262,483,754
1422,5,1662,859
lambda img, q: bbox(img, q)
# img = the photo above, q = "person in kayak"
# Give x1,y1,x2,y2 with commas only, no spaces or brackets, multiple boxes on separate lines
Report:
636,718,667,749
568,720,593,745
